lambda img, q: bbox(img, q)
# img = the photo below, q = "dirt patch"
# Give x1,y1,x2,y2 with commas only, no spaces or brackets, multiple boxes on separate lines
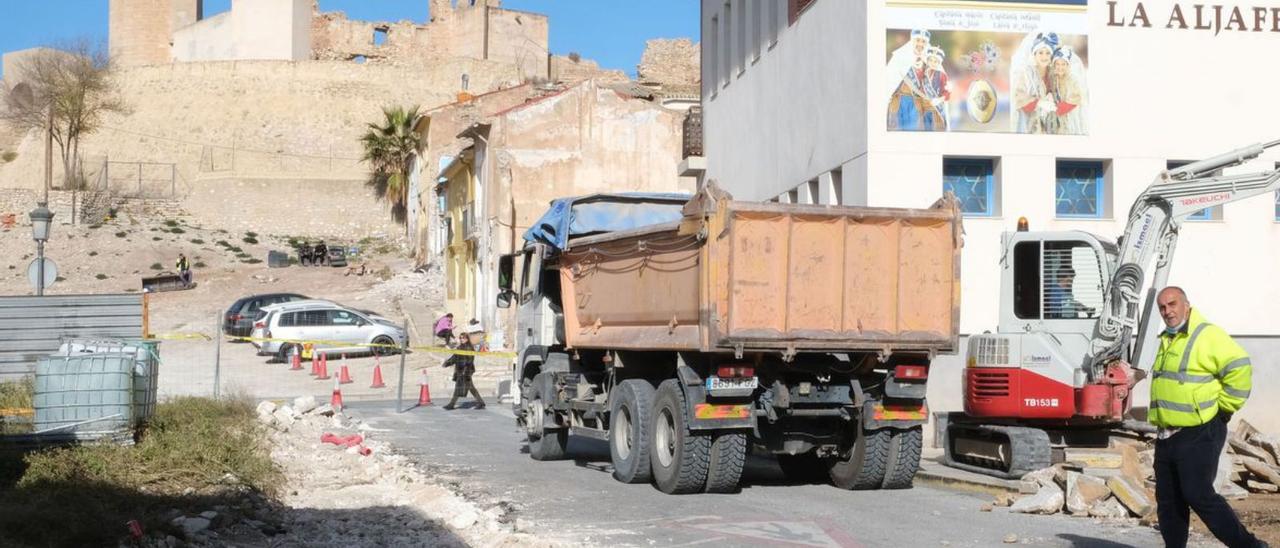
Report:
1189,495,1280,544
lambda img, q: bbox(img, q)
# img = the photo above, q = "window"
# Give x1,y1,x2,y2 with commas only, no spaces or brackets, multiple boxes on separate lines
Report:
943,158,996,216
1013,240,1104,320
719,6,731,89
329,310,361,326
828,168,844,205
1168,161,1223,221
724,2,736,82
769,0,783,47
789,0,816,25
752,0,763,62
736,0,747,75
708,14,719,97
373,28,388,46
1055,160,1105,218
805,179,819,204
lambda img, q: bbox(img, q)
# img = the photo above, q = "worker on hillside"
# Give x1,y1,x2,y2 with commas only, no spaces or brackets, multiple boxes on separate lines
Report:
176,253,192,287
1149,287,1263,548
314,240,328,266
442,332,485,411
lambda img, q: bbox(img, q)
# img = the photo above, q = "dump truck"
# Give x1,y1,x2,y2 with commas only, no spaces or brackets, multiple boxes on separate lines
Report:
495,185,963,494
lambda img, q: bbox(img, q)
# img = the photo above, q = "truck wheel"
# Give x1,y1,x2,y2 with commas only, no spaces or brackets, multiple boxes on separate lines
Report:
704,431,747,493
776,452,826,483
609,379,656,483
649,379,709,494
882,427,923,489
527,372,568,461
828,427,890,490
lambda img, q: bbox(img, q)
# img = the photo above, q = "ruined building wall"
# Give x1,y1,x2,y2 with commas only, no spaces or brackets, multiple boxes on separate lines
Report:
172,0,311,62
484,9,549,81
550,55,629,84
636,38,701,87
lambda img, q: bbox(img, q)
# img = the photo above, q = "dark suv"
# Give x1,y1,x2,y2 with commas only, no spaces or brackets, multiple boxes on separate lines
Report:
224,293,309,337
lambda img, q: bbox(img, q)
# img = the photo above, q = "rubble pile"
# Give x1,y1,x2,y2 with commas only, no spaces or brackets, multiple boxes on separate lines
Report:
1001,420,1280,521
127,398,554,546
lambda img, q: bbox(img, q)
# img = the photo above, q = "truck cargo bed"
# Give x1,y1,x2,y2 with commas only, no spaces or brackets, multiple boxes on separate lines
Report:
557,195,962,355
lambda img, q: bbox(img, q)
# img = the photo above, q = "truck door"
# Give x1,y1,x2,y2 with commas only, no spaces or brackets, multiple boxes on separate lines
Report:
515,246,543,353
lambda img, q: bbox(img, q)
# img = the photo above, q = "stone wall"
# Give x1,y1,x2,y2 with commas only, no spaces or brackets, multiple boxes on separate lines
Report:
109,0,174,67
549,55,629,84
637,38,701,87
0,58,526,191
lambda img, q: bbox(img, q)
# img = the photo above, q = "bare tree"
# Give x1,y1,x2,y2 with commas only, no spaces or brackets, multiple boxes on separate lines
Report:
1,39,127,189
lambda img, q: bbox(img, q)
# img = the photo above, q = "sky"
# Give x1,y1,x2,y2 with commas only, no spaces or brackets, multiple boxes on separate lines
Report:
0,0,699,78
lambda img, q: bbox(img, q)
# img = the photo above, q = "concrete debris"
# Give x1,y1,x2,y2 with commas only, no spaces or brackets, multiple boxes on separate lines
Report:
175,517,211,538
1247,480,1279,493
1241,457,1280,486
1251,434,1280,465
313,403,336,417
292,396,318,415
1080,467,1123,479
256,401,277,417
1088,497,1131,519
1106,476,1154,518
1002,533,1019,543
993,492,1015,507
1021,466,1061,489
1065,472,1112,515
1010,482,1064,514
1063,448,1123,469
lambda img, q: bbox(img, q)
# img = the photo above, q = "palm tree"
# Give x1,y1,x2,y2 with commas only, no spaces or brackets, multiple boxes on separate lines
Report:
360,105,422,234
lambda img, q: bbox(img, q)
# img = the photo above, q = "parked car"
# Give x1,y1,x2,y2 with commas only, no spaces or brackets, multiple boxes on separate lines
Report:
256,300,407,361
327,246,348,267
223,293,309,337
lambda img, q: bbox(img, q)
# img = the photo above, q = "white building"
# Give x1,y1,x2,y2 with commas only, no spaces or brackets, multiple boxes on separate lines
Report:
700,0,1280,429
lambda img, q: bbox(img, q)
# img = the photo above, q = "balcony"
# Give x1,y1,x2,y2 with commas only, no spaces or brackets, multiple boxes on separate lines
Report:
461,203,478,241
682,106,703,159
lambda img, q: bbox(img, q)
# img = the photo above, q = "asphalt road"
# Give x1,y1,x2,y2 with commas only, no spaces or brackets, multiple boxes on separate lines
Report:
345,401,1193,548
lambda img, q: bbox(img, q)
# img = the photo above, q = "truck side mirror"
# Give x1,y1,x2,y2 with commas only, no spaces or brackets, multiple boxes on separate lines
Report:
496,289,515,309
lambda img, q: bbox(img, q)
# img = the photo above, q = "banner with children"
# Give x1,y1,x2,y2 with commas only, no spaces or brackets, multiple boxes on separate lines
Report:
885,0,1089,135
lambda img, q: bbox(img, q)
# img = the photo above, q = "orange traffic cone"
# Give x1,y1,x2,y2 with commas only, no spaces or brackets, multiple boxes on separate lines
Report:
417,369,432,406
339,363,353,385
331,375,344,411
310,352,322,376
370,357,386,388
290,348,303,371
316,354,330,380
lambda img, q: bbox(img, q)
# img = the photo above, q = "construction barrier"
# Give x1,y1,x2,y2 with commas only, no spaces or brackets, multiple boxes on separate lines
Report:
150,332,517,358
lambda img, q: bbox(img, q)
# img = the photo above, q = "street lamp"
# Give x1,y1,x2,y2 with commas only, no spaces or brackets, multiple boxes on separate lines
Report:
29,204,53,296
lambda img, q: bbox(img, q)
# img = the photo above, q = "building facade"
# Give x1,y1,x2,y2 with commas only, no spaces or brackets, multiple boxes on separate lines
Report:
700,0,1280,430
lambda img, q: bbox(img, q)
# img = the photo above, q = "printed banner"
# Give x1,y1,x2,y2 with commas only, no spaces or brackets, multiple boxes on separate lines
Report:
885,0,1089,135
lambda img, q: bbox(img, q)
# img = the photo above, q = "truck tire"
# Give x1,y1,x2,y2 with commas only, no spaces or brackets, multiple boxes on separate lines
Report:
881,426,923,489
609,380,656,483
828,427,890,490
649,379,710,494
704,431,747,493
527,372,569,461
776,452,826,483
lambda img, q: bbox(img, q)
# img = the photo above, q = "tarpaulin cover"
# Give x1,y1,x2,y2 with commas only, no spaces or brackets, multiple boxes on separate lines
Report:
523,193,691,250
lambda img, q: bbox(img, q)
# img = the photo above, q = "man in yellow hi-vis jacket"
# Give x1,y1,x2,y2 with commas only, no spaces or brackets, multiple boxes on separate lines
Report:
1150,287,1264,548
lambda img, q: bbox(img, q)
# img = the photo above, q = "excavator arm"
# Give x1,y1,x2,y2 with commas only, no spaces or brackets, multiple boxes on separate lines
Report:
1088,140,1280,377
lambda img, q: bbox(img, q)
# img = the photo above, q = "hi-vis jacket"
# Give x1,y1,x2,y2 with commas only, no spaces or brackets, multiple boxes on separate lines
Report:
1149,308,1252,428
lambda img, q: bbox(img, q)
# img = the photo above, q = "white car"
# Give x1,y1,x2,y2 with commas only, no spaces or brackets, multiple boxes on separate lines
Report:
255,300,407,361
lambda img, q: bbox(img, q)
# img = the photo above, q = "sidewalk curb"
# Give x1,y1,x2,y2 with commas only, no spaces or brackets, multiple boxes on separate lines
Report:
915,469,1020,498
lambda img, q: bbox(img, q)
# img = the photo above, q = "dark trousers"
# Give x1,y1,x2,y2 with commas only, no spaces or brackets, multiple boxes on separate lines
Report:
446,377,484,407
1154,415,1260,548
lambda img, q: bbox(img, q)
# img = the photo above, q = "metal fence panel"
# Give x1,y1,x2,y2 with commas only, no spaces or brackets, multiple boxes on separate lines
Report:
0,294,143,381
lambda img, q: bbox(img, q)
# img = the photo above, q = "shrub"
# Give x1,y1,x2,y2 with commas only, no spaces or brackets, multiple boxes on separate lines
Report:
95,274,108,280
149,263,162,270
169,227,185,234
242,236,258,245
190,238,205,245
1,151,17,163
152,237,162,241
163,220,178,227
88,251,98,257
193,261,207,268
114,232,127,238
242,258,263,264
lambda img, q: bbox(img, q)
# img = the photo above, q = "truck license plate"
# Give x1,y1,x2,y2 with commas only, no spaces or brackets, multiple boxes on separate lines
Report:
706,376,758,392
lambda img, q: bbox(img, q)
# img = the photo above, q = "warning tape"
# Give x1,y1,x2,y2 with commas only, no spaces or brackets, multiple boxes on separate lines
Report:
150,332,516,358
0,408,33,417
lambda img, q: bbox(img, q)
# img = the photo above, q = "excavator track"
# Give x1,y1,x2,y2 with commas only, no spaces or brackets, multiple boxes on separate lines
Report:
942,423,1052,480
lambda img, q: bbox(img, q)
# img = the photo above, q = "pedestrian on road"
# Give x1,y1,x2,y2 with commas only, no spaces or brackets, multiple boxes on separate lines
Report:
434,313,455,347
1149,286,1264,548
442,332,484,411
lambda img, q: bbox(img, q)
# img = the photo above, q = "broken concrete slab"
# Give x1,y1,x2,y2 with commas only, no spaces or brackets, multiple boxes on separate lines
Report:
1107,476,1154,517
1081,467,1124,479
1022,466,1063,489
1064,448,1123,469
1066,472,1112,515
1247,480,1279,493
1118,444,1149,484
1241,457,1280,486
255,400,277,417
293,396,319,415
1229,437,1274,465
1252,435,1280,466
1011,483,1064,515
1088,497,1130,519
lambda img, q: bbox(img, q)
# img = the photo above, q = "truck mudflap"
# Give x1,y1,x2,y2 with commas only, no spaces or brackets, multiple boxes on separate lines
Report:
677,367,757,431
862,399,929,429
